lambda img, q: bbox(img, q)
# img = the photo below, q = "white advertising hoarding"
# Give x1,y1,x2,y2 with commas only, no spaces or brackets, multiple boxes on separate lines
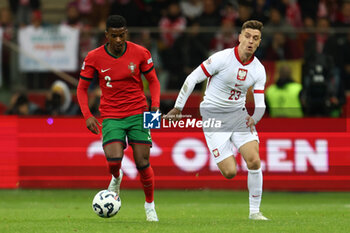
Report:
19,25,79,72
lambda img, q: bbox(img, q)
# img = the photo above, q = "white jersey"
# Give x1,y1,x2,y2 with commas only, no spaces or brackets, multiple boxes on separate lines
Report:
175,46,266,124
174,46,266,152
200,47,266,109
173,46,266,159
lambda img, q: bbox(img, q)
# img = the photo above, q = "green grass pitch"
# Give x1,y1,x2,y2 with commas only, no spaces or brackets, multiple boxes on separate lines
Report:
0,189,349,233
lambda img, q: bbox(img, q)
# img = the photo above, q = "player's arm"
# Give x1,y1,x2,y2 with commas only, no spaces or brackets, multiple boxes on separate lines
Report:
246,92,266,133
77,77,102,134
141,49,160,112
246,67,266,133
252,91,266,120
77,56,101,135
143,68,160,112
164,65,207,121
77,77,93,120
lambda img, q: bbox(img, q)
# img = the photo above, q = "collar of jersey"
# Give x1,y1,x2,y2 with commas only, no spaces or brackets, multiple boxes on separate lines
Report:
104,42,127,59
234,46,254,66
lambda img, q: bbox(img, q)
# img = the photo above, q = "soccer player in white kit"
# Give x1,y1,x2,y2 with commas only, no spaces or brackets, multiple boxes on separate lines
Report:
164,20,268,220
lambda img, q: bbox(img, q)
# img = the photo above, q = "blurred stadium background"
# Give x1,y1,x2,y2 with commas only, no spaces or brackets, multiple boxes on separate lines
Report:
1,0,350,209
1,1,350,232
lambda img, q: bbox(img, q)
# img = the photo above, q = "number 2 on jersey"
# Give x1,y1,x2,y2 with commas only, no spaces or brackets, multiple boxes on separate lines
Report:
105,76,112,88
228,89,241,100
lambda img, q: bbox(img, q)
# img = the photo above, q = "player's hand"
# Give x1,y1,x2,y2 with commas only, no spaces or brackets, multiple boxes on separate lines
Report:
86,116,102,134
150,106,159,112
163,108,182,121
245,116,255,134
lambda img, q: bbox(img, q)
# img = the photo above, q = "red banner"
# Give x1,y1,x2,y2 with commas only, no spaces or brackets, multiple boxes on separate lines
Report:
0,117,18,188
1,117,350,191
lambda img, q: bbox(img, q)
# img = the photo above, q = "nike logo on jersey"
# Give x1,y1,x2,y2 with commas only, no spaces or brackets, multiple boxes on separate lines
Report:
101,68,111,73
235,83,243,87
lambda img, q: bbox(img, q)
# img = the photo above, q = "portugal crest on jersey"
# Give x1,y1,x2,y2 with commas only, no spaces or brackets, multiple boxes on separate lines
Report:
237,68,248,81
128,62,136,74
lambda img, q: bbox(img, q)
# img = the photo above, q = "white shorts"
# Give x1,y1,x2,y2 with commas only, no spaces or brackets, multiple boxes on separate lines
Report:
204,130,259,164
200,106,259,163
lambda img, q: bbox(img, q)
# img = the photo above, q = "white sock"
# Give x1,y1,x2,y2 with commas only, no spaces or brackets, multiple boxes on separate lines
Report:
144,201,155,209
248,168,263,215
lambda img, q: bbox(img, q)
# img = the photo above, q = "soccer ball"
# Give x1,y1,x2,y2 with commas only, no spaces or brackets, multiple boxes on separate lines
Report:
92,190,121,218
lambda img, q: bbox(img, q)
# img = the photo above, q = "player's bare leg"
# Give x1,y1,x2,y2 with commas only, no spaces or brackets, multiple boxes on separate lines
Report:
240,140,268,220
104,142,124,195
217,156,237,179
132,144,158,222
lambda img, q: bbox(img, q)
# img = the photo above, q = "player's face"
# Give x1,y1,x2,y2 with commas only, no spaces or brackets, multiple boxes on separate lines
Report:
105,27,127,54
239,28,261,55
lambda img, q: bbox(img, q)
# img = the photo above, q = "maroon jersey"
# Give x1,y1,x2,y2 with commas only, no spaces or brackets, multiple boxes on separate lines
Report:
80,42,155,118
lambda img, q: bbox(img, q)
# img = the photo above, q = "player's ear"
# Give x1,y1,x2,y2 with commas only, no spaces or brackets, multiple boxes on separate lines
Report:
105,29,109,39
257,34,262,46
125,29,129,40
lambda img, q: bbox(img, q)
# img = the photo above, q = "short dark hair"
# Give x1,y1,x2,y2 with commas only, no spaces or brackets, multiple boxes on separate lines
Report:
106,15,127,30
241,20,263,32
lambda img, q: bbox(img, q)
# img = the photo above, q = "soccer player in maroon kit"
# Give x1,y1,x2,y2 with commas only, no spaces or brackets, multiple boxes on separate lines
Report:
77,15,160,221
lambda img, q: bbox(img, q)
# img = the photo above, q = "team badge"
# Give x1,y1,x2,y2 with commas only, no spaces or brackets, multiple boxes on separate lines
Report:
212,149,220,158
128,62,136,74
237,68,248,81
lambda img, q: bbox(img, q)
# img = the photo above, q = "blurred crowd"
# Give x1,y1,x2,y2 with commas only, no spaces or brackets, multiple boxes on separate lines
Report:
1,0,350,117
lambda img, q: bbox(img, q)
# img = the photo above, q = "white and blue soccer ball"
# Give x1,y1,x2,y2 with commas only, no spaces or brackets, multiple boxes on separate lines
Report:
92,190,121,218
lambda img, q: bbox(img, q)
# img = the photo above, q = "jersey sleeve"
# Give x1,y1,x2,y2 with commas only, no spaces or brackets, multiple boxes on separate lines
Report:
251,65,267,124
174,66,207,111
144,67,160,108
200,51,225,78
77,78,93,120
77,52,96,120
80,52,96,80
251,92,266,124
140,48,154,74
253,65,266,93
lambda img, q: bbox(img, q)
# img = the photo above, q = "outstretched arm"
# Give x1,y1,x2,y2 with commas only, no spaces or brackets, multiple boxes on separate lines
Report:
164,66,207,120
